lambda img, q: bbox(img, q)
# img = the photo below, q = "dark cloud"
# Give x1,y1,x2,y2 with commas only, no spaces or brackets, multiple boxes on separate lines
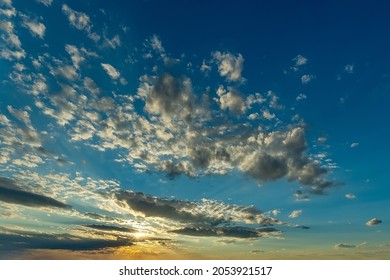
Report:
0,230,131,254
116,191,214,224
0,177,71,209
170,226,280,239
83,224,135,233
366,218,382,226
294,225,310,230
116,191,273,226
335,243,356,249
139,74,194,122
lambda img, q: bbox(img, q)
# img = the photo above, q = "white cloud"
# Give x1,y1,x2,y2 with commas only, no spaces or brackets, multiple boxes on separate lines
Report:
366,218,382,226
36,0,52,6
344,64,354,74
83,77,100,94
293,55,307,67
62,4,92,33
262,109,275,120
301,74,315,84
296,93,307,101
22,17,46,39
0,21,26,61
101,63,121,80
350,143,359,148
345,193,356,199
200,59,211,72
104,34,121,49
147,34,165,54
218,90,246,115
0,7,15,17
213,51,244,82
0,0,12,6
289,210,302,219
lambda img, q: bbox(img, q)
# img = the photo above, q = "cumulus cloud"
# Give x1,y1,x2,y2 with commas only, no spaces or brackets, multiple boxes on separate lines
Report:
137,74,195,121
0,21,26,60
345,193,356,199
0,177,71,209
289,210,302,219
213,51,244,82
296,93,307,101
301,74,315,84
101,63,120,80
21,16,46,39
217,87,246,115
62,4,92,33
293,54,308,67
366,218,382,226
36,0,53,6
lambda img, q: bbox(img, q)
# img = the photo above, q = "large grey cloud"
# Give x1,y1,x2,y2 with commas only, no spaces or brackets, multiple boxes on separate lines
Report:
0,177,70,209
116,191,273,226
170,226,280,239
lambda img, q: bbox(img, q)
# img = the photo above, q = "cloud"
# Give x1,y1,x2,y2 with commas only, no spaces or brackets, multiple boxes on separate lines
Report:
83,224,136,233
0,229,131,252
213,51,244,82
36,0,52,7
350,143,359,148
101,63,121,80
62,4,92,33
301,74,315,84
0,21,26,60
0,177,71,209
289,210,302,219
335,243,356,249
103,34,121,49
293,55,308,67
366,218,382,226
170,226,280,239
217,86,246,115
21,16,46,39
65,45,97,69
83,77,100,94
147,34,165,54
137,74,195,121
0,6,15,17
115,191,273,226
344,64,354,74
345,193,356,199
296,93,307,101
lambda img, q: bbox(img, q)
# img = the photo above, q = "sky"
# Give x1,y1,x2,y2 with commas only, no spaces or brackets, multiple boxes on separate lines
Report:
0,0,389,259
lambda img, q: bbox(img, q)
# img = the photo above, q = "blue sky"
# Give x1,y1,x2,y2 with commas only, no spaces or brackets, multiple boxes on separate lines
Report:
0,0,389,259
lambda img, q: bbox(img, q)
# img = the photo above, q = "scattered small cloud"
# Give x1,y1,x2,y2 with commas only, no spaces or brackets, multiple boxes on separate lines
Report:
101,63,120,80
366,218,382,226
36,0,53,6
289,210,302,219
350,143,359,148
291,55,308,71
345,193,356,200
301,74,315,84
296,93,307,101
344,64,354,74
62,4,92,34
213,51,245,82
